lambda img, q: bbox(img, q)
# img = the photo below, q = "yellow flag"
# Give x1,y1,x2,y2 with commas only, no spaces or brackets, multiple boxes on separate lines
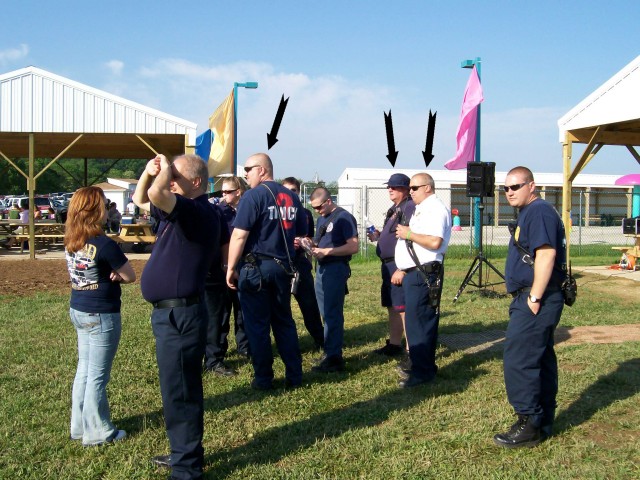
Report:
208,89,235,178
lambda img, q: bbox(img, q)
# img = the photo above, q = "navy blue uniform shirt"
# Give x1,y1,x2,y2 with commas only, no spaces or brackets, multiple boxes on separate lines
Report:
376,198,416,259
505,198,567,293
206,204,231,287
141,194,220,302
315,207,358,264
233,181,307,262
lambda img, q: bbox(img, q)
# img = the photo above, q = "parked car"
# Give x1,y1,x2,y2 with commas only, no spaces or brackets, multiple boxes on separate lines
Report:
9,196,51,212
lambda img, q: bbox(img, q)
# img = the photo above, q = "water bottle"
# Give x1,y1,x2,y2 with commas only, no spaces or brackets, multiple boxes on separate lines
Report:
365,217,376,236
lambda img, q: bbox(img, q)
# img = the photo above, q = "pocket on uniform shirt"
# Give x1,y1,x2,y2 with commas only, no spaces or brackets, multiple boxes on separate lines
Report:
238,264,262,293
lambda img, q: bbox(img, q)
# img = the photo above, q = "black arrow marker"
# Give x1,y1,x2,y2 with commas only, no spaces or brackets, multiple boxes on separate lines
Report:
384,110,398,167
267,94,289,149
422,110,437,168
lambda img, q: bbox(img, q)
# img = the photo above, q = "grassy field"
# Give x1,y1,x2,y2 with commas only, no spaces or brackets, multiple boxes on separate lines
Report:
0,256,638,479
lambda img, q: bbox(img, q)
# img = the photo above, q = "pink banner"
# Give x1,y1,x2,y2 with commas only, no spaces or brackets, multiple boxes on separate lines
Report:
445,66,484,170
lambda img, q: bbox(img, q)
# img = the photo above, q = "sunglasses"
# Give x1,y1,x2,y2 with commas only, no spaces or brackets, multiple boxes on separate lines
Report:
409,185,427,191
244,165,260,173
221,189,238,195
311,198,329,210
503,182,528,193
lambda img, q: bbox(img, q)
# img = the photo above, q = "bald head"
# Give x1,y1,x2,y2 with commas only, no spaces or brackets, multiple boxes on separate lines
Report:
244,153,274,188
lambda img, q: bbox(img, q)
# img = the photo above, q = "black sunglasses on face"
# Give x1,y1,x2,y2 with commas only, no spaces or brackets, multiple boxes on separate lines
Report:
409,185,427,191
244,165,260,173
503,182,528,193
221,189,238,194
312,198,328,210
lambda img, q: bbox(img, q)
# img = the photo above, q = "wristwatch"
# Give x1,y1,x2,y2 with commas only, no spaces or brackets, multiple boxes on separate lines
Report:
528,294,540,303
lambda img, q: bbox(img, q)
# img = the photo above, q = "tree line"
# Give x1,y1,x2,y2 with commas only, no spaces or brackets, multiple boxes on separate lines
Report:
0,158,147,195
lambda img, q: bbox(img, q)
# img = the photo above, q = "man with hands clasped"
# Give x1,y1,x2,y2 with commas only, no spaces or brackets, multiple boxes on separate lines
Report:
393,173,450,388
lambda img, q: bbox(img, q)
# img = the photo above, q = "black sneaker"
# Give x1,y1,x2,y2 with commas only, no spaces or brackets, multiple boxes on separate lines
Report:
205,362,236,377
151,454,171,469
493,415,541,448
373,340,403,357
397,353,412,371
311,355,345,373
250,379,274,391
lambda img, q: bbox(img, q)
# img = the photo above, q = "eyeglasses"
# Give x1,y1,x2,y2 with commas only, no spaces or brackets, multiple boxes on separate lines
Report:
503,182,528,193
244,165,260,173
221,189,238,195
409,185,427,191
311,198,329,210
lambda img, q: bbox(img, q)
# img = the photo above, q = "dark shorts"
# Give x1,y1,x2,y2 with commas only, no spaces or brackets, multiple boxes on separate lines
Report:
380,260,405,312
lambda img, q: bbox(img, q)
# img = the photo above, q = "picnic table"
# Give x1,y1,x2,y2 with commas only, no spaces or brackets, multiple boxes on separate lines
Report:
109,223,156,244
1,220,66,253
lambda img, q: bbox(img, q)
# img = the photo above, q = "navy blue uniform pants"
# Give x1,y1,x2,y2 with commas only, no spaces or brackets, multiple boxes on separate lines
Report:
403,270,439,380
204,285,249,368
293,265,325,347
315,261,350,358
504,290,564,436
151,303,207,480
238,258,302,388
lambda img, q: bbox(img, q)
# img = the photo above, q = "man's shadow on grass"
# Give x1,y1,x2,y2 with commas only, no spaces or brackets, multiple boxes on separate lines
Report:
554,357,640,435
202,347,502,478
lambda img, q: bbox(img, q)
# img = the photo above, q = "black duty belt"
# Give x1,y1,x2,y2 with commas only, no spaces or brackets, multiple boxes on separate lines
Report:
381,257,395,264
152,295,201,309
404,261,441,274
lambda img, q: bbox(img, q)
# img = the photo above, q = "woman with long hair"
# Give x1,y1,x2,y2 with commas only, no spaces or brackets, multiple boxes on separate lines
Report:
64,186,135,446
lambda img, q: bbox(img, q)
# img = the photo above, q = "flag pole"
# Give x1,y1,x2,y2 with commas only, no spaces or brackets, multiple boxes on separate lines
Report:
233,82,259,177
461,58,482,249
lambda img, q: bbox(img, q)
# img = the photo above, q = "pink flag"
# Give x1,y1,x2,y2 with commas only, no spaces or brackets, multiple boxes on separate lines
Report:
445,66,484,170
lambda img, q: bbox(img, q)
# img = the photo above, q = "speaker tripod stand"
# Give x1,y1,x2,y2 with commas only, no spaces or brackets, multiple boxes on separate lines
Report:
453,200,505,302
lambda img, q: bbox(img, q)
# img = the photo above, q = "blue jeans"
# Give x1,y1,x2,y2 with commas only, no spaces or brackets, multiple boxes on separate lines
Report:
69,308,121,445
315,261,350,358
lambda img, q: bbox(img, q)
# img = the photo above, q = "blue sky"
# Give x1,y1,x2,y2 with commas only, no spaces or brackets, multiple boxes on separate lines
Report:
2,0,639,181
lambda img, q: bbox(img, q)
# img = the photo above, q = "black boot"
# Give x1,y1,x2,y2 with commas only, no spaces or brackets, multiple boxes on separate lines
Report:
493,415,541,448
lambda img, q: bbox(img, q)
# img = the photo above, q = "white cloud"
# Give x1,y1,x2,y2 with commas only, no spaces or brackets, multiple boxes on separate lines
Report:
0,44,29,65
105,60,124,75
98,58,607,180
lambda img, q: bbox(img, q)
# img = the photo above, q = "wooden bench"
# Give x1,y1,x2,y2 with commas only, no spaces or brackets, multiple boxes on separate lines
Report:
8,234,65,253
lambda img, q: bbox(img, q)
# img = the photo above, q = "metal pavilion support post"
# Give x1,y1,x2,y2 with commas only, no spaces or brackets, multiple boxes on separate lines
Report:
233,82,259,176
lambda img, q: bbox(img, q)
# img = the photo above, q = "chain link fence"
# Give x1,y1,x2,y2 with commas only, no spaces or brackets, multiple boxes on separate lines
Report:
301,185,637,257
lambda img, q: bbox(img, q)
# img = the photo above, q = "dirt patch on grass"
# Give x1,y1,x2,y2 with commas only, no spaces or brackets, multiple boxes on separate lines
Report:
556,325,640,345
0,259,147,298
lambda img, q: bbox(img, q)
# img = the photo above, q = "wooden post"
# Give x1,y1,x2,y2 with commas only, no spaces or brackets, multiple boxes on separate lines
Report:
29,134,35,260
562,134,572,263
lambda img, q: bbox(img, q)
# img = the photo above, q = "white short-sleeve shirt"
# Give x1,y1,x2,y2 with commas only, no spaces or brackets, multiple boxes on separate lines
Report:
394,194,451,270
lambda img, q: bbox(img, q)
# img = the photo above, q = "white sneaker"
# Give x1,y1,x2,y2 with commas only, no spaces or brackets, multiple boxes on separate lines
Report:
82,429,126,447
110,430,127,443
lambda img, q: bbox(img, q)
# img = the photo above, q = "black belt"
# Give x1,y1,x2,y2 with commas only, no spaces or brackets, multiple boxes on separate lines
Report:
152,295,201,309
510,287,531,298
510,286,561,298
404,261,441,274
381,257,395,264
